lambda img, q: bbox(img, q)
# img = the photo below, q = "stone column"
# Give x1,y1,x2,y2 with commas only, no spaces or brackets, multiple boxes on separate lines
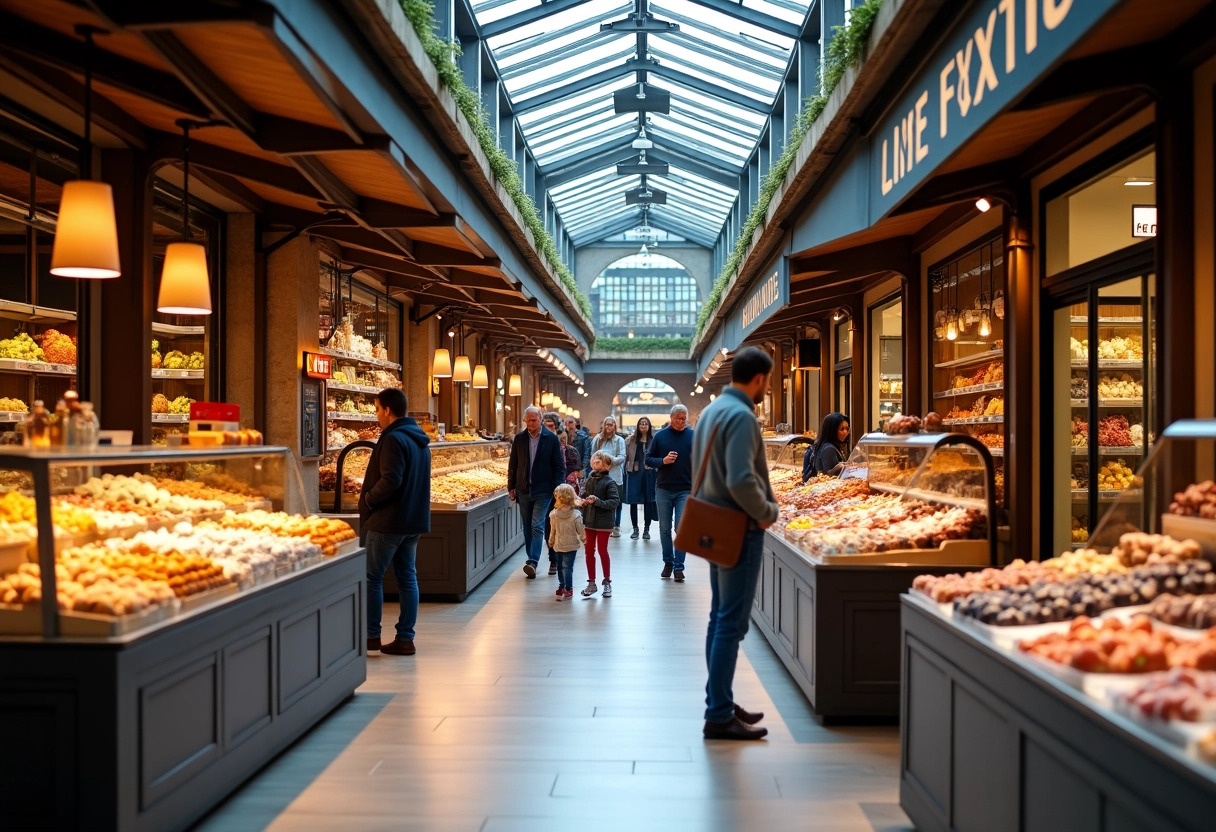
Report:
225,214,257,427
406,315,435,418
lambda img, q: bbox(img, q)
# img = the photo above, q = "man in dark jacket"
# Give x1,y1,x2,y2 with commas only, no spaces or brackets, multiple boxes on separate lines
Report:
646,404,694,582
360,388,430,657
508,405,567,578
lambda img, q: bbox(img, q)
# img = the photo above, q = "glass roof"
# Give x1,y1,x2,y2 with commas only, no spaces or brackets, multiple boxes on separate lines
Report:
472,0,813,248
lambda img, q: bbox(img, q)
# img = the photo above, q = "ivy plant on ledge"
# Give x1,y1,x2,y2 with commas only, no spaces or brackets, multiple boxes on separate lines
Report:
593,336,692,353
399,0,593,320
694,0,884,338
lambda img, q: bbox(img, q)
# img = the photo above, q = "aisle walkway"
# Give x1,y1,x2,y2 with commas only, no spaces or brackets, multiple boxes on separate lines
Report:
197,536,909,831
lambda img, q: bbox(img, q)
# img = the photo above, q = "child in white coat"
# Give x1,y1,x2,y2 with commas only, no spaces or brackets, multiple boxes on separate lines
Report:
548,484,585,601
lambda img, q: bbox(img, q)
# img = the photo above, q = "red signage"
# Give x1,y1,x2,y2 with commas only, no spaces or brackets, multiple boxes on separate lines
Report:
304,352,332,379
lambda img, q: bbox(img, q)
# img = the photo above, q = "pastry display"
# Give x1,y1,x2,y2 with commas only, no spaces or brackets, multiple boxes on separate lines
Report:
1097,335,1143,361
1097,373,1142,399
1019,616,1180,673
1071,336,1089,359
914,559,1062,603
1149,594,1216,630
950,361,1003,389
0,561,177,613
207,510,355,555
1097,459,1137,491
885,414,922,434
1115,668,1216,722
74,474,227,516
1170,481,1216,519
1098,415,1135,448
1072,515,1089,543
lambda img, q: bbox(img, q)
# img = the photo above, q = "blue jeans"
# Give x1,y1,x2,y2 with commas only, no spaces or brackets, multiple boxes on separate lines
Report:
656,487,689,570
705,528,765,722
518,493,552,566
555,550,577,591
366,531,419,642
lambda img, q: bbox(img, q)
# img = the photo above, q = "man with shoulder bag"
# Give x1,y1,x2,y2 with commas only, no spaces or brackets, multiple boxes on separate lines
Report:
684,346,778,740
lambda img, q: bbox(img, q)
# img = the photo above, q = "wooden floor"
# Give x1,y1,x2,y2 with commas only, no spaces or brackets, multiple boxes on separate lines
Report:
195,535,911,831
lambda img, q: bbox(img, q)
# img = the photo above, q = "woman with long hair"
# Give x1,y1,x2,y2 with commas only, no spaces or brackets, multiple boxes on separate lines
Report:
623,416,658,539
803,412,850,481
591,416,628,537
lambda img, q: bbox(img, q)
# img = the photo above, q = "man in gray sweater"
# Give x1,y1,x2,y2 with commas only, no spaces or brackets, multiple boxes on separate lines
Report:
689,346,778,741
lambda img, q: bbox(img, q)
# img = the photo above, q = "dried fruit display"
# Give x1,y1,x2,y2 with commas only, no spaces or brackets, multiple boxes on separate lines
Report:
1170,481,1216,519
38,329,76,365
1115,668,1216,722
1097,459,1136,491
913,559,1063,603
977,433,1003,449
0,332,43,361
1019,616,1177,673
1098,415,1135,447
152,393,170,414
1149,594,1216,630
1071,375,1088,398
1072,419,1088,448
0,396,27,412
1071,515,1089,543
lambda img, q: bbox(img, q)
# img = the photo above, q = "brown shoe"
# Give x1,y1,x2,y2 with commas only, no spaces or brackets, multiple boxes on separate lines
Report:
674,570,685,582
734,704,764,725
703,716,768,741
380,639,416,655
367,637,381,652
661,563,673,578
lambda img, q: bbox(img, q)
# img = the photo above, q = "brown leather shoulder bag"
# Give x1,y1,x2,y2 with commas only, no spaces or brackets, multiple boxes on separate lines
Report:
674,424,749,567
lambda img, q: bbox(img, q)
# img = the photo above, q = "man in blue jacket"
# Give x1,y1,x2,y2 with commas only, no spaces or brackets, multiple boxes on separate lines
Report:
360,388,431,657
646,404,694,582
689,346,778,741
508,405,567,578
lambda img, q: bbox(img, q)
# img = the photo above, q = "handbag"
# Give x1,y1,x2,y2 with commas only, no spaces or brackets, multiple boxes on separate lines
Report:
674,424,750,567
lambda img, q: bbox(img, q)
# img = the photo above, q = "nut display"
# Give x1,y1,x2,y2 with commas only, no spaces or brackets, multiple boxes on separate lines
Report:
1097,373,1142,399
914,559,1063,603
1170,481,1216,519
1097,335,1143,361
0,396,28,412
1097,459,1137,491
1149,594,1216,630
0,332,44,361
885,414,922,434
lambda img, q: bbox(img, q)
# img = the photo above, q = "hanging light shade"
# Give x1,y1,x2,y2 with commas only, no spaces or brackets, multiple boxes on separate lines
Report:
432,348,452,378
541,392,553,406
51,181,121,278
453,355,472,383
979,310,992,338
472,364,489,389
946,316,959,341
158,242,213,313
508,374,522,396
572,409,580,420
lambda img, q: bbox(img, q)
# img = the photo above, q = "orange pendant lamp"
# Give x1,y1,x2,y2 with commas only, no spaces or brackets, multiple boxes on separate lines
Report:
157,121,212,314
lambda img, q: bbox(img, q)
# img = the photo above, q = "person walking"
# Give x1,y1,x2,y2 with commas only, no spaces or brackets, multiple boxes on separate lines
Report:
579,451,620,597
547,484,585,601
646,404,694,582
564,415,591,474
543,412,562,436
544,430,585,574
803,412,851,482
690,346,779,740
508,405,566,579
360,388,431,656
624,416,658,539
590,416,627,537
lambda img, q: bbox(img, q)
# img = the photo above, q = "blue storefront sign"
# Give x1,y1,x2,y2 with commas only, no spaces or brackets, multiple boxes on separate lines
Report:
871,0,1122,213
723,251,789,349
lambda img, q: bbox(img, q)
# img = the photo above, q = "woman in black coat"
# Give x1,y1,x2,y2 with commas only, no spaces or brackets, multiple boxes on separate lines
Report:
803,412,850,482
623,417,658,539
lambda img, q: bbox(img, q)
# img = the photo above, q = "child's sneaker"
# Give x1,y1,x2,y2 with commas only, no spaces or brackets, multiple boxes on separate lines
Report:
563,588,575,599
602,579,612,598
555,588,565,602
581,580,598,597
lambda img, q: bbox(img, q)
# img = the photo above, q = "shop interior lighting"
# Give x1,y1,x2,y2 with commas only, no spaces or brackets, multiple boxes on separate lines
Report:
541,392,553,406
695,384,704,394
577,386,584,395
448,329,456,338
432,348,452,378
158,120,213,314
627,330,635,338
638,244,649,258
632,128,653,150
51,26,121,279
832,308,847,322
452,355,472,383
1124,177,1154,187
472,364,489,389
573,409,580,420
975,197,993,213
508,373,522,397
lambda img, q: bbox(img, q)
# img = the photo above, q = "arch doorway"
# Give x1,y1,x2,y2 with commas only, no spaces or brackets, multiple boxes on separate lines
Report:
611,378,681,431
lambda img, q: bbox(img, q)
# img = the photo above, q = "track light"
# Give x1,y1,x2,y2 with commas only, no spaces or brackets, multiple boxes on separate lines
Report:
975,197,992,213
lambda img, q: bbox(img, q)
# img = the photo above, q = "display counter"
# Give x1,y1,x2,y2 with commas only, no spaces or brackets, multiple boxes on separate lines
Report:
901,420,1216,830
327,439,521,600
755,431,996,720
0,445,365,831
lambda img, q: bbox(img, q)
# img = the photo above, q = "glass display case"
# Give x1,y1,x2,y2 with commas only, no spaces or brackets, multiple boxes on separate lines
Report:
0,445,358,637
930,237,1006,504
777,431,996,565
763,434,814,466
0,305,77,444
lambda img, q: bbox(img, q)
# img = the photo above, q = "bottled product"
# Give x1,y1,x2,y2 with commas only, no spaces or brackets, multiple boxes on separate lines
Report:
23,400,49,447
74,402,99,447
62,390,81,446
48,398,67,445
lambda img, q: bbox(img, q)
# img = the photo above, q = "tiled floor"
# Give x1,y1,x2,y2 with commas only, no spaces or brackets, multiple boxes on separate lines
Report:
195,535,911,831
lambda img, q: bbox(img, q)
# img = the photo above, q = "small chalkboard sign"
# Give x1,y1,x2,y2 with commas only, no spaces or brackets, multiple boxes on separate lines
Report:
301,379,322,458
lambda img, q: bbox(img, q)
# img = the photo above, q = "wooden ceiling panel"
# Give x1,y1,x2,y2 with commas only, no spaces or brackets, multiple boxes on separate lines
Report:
1070,0,1211,59
793,206,945,260
935,99,1093,176
175,24,343,130
0,0,171,72
404,226,478,251
322,153,430,209
243,181,323,214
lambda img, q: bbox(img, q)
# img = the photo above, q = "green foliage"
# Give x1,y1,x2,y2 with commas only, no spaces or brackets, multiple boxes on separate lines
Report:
593,336,692,353
398,0,592,320
694,0,883,337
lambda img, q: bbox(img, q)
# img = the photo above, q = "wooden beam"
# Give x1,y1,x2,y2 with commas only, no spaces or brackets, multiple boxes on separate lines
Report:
791,237,917,281
414,242,500,269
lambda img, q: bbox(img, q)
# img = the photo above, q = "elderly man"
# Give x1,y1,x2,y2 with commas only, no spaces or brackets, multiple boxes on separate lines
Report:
646,404,694,582
508,405,567,578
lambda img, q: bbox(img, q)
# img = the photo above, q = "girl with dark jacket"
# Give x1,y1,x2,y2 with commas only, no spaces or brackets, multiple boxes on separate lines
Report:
624,417,658,539
803,412,850,482
579,451,621,597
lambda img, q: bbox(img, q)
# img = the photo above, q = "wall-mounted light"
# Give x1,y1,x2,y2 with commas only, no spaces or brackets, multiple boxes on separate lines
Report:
432,348,452,378
832,308,847,323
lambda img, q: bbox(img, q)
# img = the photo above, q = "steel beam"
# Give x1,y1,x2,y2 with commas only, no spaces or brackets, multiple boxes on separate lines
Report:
480,0,599,38
514,67,632,115
681,0,800,37
626,58,772,112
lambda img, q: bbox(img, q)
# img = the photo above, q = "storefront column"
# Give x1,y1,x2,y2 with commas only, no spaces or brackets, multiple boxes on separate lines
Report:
406,317,434,416
1005,200,1034,560
263,234,322,508
771,342,786,426
903,273,922,417
95,149,155,443
226,214,257,428
849,295,865,433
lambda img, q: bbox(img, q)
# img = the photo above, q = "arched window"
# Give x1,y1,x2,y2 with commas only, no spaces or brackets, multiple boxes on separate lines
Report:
589,254,702,337
612,377,681,430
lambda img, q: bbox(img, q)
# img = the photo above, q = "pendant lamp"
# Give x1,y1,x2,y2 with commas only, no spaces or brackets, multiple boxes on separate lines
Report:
472,364,489,389
453,355,472,383
51,26,121,279
541,392,553,406
157,120,212,314
508,374,522,397
432,348,452,378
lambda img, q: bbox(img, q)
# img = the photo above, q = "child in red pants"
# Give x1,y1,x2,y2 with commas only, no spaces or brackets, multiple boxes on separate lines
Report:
579,451,620,597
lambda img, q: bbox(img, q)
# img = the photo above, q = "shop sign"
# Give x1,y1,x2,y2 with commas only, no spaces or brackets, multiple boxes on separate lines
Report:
872,0,1121,213
303,351,332,379
724,254,790,348
1132,205,1157,238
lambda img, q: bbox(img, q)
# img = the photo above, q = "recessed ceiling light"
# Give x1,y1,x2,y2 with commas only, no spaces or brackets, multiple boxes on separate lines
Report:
1123,177,1154,187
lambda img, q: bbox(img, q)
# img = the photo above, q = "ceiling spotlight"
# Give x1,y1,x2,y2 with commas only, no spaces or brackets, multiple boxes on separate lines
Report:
448,329,456,338
720,347,728,356
632,128,653,150
695,384,703,394
975,197,992,213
